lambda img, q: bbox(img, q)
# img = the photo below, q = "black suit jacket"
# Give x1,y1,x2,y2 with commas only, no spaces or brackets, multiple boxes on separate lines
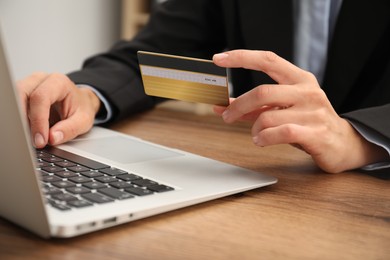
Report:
68,0,390,140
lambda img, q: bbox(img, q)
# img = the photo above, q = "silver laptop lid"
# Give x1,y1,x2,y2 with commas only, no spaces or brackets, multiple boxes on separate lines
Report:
0,28,51,237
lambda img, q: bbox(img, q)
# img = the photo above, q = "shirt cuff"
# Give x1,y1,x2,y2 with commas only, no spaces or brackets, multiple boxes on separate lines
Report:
347,120,390,170
77,84,113,124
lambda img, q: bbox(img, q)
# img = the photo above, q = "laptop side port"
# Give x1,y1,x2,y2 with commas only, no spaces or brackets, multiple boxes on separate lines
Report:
103,217,117,225
76,222,96,231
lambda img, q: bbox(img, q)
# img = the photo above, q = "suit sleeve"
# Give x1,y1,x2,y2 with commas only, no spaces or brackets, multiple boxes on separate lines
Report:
67,0,225,122
341,104,390,141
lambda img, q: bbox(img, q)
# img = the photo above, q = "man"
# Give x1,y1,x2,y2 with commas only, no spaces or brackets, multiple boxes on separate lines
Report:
17,0,390,173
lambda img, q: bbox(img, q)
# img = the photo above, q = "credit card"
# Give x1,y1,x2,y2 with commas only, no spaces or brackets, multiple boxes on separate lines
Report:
137,51,229,106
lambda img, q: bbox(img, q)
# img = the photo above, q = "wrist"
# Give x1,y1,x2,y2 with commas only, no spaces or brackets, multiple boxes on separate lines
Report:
341,120,388,171
79,87,101,116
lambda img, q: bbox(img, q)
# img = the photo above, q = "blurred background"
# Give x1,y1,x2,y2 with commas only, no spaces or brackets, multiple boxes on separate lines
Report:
0,0,210,114
0,0,166,80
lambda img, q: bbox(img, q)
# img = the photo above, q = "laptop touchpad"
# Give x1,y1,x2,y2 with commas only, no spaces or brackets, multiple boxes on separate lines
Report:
68,136,182,164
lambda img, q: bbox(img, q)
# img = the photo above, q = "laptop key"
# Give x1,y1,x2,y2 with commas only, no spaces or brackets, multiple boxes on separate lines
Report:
36,151,51,159
51,180,76,189
117,174,142,182
42,186,63,195
148,184,174,193
68,165,91,173
99,187,134,200
41,165,65,173
83,182,107,190
110,181,133,189
52,193,78,201
132,179,158,187
36,161,51,168
125,187,154,196
50,203,71,211
55,171,78,178
55,161,77,168
82,192,114,204
81,171,104,178
99,168,127,176
95,176,117,183
69,176,92,183
41,175,62,183
42,156,64,163
66,186,91,194
67,200,93,208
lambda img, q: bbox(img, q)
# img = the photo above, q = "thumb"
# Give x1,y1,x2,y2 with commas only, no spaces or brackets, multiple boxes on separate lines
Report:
48,113,93,145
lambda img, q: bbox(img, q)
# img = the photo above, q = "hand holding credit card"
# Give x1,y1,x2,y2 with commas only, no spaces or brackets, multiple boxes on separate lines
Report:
137,51,229,106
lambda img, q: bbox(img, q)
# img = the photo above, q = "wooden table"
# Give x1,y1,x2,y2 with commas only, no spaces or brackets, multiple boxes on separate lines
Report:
0,106,389,259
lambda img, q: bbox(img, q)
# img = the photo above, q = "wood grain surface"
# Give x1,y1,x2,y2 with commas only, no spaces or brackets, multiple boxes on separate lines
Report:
0,105,389,260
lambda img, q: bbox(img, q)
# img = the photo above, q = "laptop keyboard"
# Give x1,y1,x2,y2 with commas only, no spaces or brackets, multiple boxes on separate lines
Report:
35,146,174,211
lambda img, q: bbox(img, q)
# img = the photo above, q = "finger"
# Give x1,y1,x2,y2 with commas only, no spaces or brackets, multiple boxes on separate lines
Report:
237,106,275,121
16,72,49,117
251,108,315,137
28,74,73,147
213,105,227,116
16,72,49,94
213,50,306,85
48,111,94,145
222,84,297,123
252,124,310,147
216,104,274,122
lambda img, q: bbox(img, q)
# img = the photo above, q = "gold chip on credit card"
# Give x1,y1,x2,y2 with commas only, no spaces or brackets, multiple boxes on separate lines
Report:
137,51,229,106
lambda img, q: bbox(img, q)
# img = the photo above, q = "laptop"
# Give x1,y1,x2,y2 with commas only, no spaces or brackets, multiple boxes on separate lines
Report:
0,32,277,238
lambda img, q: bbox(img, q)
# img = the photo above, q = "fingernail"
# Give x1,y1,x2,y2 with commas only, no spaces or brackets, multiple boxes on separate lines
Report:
213,53,229,62
252,136,260,146
34,133,45,147
52,131,63,144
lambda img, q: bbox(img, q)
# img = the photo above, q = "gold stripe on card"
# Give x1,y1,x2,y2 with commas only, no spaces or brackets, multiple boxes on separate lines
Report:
142,75,229,106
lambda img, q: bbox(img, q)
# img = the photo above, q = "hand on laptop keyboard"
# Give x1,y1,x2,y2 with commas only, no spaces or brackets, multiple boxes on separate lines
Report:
17,73,100,148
